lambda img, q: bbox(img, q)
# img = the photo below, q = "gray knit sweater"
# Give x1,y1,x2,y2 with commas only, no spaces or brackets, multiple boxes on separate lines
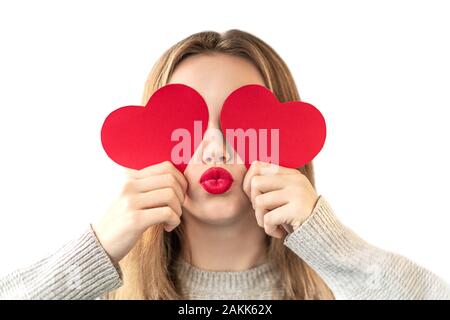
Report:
1,196,449,300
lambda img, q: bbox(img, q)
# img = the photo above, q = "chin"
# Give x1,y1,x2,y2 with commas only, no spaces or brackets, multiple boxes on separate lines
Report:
183,193,252,225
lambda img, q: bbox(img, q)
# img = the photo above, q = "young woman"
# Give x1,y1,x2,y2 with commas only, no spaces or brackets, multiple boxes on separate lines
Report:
1,29,449,300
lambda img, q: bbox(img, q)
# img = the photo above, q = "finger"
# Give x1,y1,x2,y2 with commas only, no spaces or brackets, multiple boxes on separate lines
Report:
263,205,290,239
128,161,172,179
131,174,185,203
250,175,289,207
243,161,298,197
264,217,285,239
253,189,289,227
254,205,267,228
251,160,298,177
134,187,182,216
129,161,188,194
243,161,279,198
254,189,289,211
135,207,181,230
125,168,138,177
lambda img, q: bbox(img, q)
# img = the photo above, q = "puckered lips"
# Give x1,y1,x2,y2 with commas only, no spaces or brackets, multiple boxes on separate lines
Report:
199,167,234,194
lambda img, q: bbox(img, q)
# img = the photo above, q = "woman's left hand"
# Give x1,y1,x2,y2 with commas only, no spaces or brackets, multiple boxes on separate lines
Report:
243,161,319,239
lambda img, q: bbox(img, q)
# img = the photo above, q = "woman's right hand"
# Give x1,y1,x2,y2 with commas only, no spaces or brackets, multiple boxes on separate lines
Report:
92,161,188,264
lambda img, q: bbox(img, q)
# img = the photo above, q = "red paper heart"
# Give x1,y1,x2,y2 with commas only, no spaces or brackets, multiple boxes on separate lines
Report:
101,84,209,172
220,84,326,169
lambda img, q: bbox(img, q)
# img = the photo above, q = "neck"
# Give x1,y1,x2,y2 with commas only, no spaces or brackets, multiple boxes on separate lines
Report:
180,208,268,271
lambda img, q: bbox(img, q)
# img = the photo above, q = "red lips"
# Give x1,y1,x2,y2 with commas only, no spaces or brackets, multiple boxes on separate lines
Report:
199,167,234,194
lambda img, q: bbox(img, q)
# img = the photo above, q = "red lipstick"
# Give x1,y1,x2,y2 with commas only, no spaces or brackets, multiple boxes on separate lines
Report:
199,167,234,194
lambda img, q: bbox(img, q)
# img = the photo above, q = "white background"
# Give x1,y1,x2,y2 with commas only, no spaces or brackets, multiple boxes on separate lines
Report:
1,0,449,283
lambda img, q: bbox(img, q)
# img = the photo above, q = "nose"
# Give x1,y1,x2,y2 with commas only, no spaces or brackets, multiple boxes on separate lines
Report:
201,128,232,165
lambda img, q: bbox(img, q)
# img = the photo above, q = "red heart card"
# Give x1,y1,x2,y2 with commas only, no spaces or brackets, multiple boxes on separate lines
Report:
220,84,326,169
101,83,326,171
101,84,209,172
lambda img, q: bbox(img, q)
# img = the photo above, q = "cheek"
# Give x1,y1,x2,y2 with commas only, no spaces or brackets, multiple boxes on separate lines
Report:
182,164,202,195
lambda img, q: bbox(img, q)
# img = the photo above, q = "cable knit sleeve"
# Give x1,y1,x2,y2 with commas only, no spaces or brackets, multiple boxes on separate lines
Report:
283,195,450,300
0,225,123,299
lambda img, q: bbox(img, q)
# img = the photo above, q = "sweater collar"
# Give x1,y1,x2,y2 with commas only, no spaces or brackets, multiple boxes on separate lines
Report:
175,258,280,292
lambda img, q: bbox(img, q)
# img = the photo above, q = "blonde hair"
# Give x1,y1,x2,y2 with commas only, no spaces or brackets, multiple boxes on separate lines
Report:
107,29,334,300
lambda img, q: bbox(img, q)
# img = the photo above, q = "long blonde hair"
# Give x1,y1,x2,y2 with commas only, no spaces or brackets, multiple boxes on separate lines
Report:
107,29,334,300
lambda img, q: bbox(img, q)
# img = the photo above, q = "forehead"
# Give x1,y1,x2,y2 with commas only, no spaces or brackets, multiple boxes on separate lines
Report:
167,53,266,115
